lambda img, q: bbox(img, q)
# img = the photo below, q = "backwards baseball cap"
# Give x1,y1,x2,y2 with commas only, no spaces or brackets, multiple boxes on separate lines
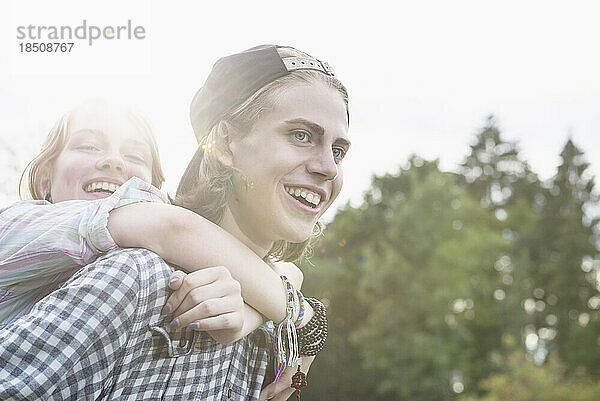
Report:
189,44,336,142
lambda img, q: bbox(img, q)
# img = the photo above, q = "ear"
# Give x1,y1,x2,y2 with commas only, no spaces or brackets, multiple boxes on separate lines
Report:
213,121,235,167
36,157,56,200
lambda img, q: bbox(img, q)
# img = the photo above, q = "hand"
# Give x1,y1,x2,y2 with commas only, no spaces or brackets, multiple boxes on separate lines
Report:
164,267,244,339
259,356,314,401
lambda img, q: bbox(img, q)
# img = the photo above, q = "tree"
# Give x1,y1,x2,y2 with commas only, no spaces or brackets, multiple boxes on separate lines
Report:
535,139,600,375
458,115,538,210
303,157,508,400
458,349,600,401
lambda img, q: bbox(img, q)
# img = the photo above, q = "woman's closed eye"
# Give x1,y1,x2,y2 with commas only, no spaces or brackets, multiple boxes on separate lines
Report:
77,144,101,152
124,153,147,164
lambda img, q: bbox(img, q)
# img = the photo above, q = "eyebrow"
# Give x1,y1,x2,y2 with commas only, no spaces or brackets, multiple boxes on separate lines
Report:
70,128,104,138
284,118,352,148
70,128,150,148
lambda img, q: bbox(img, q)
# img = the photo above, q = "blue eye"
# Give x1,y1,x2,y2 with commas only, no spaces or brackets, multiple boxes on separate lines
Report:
333,147,346,162
293,130,310,142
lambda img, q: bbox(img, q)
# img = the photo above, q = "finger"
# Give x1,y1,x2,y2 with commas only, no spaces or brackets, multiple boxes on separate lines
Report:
193,311,243,331
172,280,241,318
164,266,230,315
168,270,187,290
258,382,277,401
173,296,242,329
258,379,294,401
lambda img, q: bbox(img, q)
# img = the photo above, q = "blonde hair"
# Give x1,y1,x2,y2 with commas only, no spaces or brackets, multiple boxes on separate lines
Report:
175,47,349,262
19,101,165,200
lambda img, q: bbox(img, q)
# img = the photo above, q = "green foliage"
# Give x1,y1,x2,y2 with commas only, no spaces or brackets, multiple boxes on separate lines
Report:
303,158,508,400
535,139,600,375
458,351,600,401
300,120,599,400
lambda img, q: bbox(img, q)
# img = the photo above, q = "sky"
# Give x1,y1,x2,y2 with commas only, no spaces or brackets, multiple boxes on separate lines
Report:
1,0,599,220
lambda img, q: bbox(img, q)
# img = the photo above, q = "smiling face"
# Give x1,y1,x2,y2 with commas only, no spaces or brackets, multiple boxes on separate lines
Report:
223,83,350,254
47,101,154,203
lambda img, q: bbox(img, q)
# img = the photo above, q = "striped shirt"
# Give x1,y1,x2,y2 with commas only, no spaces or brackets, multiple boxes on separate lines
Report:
0,177,169,328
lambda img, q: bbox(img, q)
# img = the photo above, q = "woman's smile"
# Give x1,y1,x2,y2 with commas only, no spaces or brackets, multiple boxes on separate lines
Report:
282,184,327,215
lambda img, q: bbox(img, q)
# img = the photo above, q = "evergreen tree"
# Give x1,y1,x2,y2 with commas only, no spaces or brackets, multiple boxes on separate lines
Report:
458,115,538,209
536,139,600,374
458,117,545,366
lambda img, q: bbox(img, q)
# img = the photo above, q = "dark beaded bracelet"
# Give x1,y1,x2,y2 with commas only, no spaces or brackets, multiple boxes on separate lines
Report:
297,297,328,357
299,328,327,347
299,340,326,355
297,299,325,335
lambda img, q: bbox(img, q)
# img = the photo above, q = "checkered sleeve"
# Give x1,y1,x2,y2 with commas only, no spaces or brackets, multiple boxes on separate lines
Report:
0,249,143,401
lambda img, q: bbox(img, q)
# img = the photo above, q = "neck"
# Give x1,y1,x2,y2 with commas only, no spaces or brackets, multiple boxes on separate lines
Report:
220,207,273,259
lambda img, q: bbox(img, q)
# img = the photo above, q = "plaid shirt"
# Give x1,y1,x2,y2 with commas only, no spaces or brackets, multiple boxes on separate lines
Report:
0,248,273,400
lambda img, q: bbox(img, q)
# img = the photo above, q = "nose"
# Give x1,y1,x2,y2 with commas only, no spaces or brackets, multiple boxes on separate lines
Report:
96,153,125,174
306,147,338,181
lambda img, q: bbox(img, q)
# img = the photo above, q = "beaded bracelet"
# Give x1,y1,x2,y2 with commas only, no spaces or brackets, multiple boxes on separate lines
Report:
297,297,328,357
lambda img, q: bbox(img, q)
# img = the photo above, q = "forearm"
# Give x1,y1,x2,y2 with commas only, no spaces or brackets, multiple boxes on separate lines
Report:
108,203,289,322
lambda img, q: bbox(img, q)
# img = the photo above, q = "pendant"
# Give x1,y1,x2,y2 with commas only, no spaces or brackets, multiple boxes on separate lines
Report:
290,365,307,401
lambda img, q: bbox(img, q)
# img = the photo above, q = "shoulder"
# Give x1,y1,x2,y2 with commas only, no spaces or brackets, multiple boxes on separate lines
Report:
78,248,171,277
0,199,90,224
70,248,172,291
58,248,172,318
1,199,50,216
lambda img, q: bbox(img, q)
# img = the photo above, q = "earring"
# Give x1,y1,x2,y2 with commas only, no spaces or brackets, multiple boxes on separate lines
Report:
200,137,216,154
232,167,254,190
239,171,255,190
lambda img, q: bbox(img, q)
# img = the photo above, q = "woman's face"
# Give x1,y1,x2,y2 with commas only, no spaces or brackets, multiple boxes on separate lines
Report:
226,82,350,249
48,101,154,203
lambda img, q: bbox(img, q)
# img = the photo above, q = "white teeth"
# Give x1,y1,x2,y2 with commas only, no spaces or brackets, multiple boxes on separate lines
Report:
85,181,120,193
285,186,322,206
